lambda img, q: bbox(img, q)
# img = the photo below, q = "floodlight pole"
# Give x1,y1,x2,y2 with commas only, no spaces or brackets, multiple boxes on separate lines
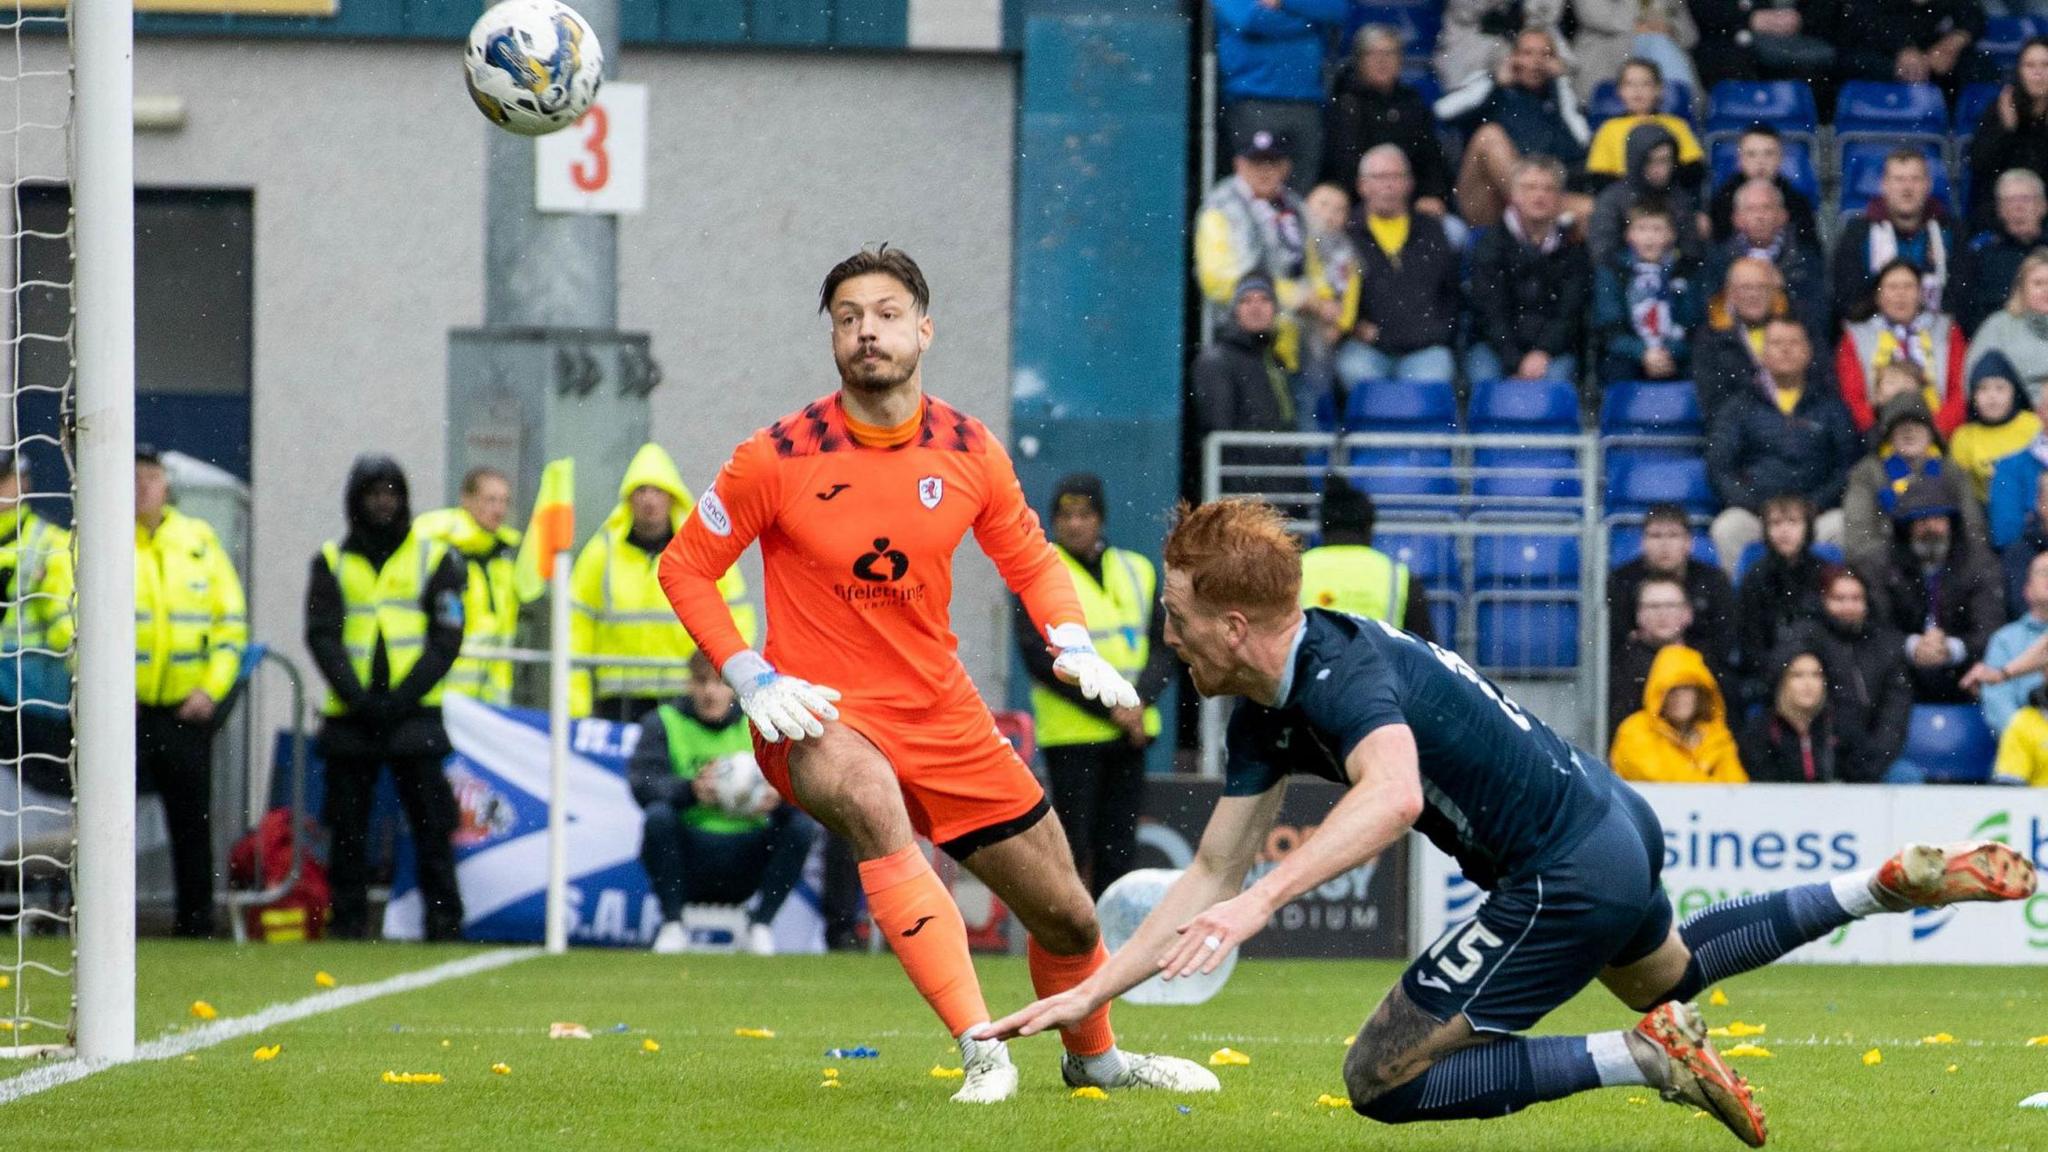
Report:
72,0,138,1062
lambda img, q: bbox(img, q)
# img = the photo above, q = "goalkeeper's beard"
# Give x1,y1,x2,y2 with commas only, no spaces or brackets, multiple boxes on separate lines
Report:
837,344,921,393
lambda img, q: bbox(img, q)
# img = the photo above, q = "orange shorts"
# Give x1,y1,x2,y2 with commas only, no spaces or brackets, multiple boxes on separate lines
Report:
752,695,1047,855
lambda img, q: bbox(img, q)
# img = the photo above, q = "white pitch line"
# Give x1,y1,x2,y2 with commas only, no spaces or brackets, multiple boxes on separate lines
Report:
0,946,541,1106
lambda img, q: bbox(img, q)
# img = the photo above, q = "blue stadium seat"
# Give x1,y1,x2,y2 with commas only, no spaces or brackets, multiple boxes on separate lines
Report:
1468,376,1580,433
1732,539,1843,582
1609,523,1718,568
1704,80,1818,136
1345,446,1457,499
1599,381,1704,436
1977,16,2035,80
1899,705,1996,784
1834,81,1949,144
1839,140,1952,214
1473,530,1581,588
1312,389,1340,432
1472,447,1583,502
1376,525,1460,587
1707,137,1820,205
1605,448,1714,516
1347,3,1443,58
1344,378,1458,432
1404,68,1441,108
1475,601,1580,669
1956,81,2003,141
1586,78,1694,129
1426,596,1457,645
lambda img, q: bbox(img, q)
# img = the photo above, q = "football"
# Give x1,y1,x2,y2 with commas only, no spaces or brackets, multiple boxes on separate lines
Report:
463,0,603,137
703,753,773,818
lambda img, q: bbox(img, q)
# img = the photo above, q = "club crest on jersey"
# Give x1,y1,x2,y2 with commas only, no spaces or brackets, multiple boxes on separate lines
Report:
918,476,944,510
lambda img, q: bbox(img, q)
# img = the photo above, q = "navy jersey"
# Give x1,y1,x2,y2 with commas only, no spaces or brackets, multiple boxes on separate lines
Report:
1224,609,1613,888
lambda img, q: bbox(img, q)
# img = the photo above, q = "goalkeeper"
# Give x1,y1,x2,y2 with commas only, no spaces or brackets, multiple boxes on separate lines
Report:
631,652,818,958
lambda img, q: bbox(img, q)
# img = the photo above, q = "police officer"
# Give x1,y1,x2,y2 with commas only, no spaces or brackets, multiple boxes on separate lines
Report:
304,455,467,940
1014,474,1170,897
415,466,520,706
570,443,755,721
134,446,248,937
1298,475,1435,642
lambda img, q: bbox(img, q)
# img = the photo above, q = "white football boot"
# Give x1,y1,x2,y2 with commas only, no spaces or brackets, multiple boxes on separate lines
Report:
952,1033,1019,1104
1061,1049,1221,1093
650,921,688,955
744,923,777,956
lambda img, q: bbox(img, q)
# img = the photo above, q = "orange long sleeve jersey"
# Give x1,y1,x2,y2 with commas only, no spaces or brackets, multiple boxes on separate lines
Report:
658,393,1085,712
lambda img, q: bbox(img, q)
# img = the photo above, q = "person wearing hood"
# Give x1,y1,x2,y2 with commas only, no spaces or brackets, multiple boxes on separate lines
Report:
1952,169,2048,333
570,442,755,721
1841,393,1990,568
1587,121,1705,268
1192,273,1302,496
1592,196,1705,385
1989,377,2048,549
1797,565,1912,781
1299,474,1435,642
414,467,521,707
1608,644,1747,784
1829,148,1951,332
1734,494,1830,704
304,453,469,941
1949,351,2042,505
1836,258,1970,438
1737,641,1840,783
1874,471,2004,704
1013,474,1171,900
1321,26,1453,213
1966,248,2048,392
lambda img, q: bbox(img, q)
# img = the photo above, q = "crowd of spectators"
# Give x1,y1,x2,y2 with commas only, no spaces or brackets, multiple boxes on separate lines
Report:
1199,2,2048,787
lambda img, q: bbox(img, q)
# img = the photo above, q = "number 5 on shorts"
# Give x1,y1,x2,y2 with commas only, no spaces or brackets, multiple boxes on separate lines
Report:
1427,919,1504,984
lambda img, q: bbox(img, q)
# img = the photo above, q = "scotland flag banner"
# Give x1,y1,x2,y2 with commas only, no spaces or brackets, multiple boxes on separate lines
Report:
383,694,824,949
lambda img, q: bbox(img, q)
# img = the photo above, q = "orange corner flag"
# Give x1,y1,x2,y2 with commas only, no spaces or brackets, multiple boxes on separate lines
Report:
514,458,575,603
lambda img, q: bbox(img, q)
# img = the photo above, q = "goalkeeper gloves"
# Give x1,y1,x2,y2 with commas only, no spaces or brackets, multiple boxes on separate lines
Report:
721,651,842,743
1047,623,1140,710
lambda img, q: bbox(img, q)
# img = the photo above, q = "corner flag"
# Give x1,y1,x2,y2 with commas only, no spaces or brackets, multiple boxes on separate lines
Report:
514,458,575,603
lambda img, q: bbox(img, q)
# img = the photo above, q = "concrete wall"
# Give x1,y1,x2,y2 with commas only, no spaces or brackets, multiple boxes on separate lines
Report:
8,37,1017,746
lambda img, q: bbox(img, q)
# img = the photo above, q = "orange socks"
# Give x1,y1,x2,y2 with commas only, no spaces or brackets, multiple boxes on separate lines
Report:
859,845,988,1037
1027,937,1116,1057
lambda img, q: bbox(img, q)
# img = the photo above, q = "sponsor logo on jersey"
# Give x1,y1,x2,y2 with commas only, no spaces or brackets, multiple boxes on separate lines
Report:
698,488,732,536
918,475,944,509
853,537,910,583
816,483,852,501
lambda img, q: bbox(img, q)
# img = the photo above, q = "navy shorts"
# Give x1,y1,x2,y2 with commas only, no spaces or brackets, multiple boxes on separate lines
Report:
1402,784,1674,1033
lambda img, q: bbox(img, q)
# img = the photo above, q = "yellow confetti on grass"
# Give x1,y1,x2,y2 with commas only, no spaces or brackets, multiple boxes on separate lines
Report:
734,1027,775,1039
1342,1036,1355,1047
1946,1064,1959,1073
0,1021,15,1032
819,1079,842,1089
929,1065,964,1079
1070,1086,1109,1100
189,1001,217,1021
1863,1048,1883,1066
381,1071,444,1085
253,1045,281,1062
1708,1021,1767,1038
1708,987,1729,1006
314,971,337,989
1315,1094,1350,1109
1626,1095,1648,1105
0,973,10,988
1921,1033,1957,1045
1722,1044,1774,1058
642,1038,661,1053
491,1063,511,1076
1209,1047,1251,1066
2027,1035,2048,1047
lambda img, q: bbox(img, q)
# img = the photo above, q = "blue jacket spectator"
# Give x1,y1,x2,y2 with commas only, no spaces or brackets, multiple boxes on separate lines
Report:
1982,550,2048,734
1214,0,1348,193
1707,320,1861,515
1987,384,2048,549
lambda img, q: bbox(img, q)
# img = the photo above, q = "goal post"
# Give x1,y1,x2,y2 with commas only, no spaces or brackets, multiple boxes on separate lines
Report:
71,0,137,1063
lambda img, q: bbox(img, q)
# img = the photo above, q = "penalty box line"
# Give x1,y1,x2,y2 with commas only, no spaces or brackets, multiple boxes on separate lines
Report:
0,946,542,1106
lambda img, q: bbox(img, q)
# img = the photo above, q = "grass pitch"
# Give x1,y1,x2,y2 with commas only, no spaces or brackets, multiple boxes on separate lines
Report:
6,941,2048,1150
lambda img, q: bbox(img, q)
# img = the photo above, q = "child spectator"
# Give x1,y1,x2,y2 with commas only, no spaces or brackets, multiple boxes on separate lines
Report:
1584,59,1705,194
1735,494,1830,699
1949,351,2041,505
1589,122,1706,267
1594,197,1703,384
1737,643,1841,783
1609,644,1748,783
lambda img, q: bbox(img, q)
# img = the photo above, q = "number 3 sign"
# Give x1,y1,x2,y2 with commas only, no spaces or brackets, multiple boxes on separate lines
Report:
535,82,648,215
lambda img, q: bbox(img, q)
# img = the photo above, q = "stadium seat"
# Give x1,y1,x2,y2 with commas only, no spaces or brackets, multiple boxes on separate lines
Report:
1467,376,1580,433
1834,81,1949,147
1955,81,2003,142
1586,78,1694,129
1347,3,1442,59
1707,136,1820,205
1475,600,1580,670
1605,448,1714,516
1471,447,1583,503
1344,378,1458,432
1839,140,1953,215
1899,705,1996,784
1599,381,1704,436
1704,80,1818,137
1426,595,1458,645
1732,539,1844,582
1344,445,1457,499
1976,15,2035,80
1375,524,1459,587
1473,529,1581,589
1609,523,1718,568
1312,389,1340,433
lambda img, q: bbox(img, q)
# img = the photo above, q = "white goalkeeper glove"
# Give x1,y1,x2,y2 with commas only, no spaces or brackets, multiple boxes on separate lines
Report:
721,650,842,743
1047,623,1140,710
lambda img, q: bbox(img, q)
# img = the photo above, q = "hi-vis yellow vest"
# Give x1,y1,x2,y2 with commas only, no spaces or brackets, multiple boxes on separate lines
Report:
1299,544,1409,626
416,508,518,707
319,534,452,715
135,508,247,707
1032,546,1161,748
